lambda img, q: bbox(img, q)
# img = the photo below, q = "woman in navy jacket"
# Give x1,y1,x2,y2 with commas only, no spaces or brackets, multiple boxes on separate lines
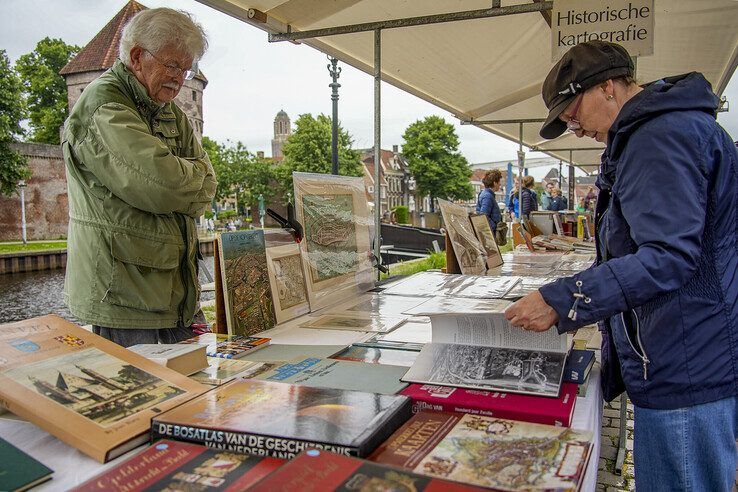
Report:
506,41,738,491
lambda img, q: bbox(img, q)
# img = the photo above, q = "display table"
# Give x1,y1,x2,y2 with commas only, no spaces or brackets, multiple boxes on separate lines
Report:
0,365,602,491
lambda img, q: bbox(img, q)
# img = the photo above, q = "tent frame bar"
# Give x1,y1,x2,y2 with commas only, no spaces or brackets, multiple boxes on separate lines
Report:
462,118,546,125
268,2,553,42
531,146,603,152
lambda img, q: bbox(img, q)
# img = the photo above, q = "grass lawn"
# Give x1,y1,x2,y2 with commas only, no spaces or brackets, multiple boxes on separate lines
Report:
0,241,67,254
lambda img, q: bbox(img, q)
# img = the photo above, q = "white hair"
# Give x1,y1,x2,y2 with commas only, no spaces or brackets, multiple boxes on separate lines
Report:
119,8,208,67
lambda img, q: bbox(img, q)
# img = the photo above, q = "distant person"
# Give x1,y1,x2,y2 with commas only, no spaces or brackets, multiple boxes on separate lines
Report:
475,169,502,232
575,197,587,213
540,181,554,210
547,188,568,211
62,8,215,347
507,177,520,219
583,186,597,211
520,175,538,219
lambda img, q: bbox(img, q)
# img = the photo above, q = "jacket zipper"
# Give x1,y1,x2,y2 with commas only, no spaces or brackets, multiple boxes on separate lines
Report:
176,215,189,326
620,310,650,380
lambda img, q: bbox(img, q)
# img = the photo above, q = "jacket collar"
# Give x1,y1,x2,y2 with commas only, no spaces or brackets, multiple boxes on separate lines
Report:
110,59,176,121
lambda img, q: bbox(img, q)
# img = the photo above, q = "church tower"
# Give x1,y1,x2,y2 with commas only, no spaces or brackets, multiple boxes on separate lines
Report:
271,109,291,159
59,0,208,138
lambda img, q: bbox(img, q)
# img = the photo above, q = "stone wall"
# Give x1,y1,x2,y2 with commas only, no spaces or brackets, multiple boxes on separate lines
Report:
0,143,68,241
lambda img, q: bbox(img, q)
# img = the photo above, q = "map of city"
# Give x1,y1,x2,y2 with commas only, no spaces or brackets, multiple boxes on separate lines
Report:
272,253,307,309
415,414,591,491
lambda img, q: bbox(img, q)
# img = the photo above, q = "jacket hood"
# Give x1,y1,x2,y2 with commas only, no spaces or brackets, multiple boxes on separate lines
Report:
603,72,719,175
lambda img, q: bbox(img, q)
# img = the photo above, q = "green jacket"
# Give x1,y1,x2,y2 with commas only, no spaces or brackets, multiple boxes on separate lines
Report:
62,60,216,329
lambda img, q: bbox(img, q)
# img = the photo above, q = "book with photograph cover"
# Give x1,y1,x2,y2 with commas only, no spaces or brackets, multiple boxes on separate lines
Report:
437,199,487,275
218,230,276,336
330,346,419,367
0,315,206,463
370,412,593,491
151,379,412,459
249,449,486,491
190,357,276,386
70,440,283,492
469,214,503,269
0,437,53,492
128,343,208,375
252,357,408,395
400,382,578,427
180,333,271,359
401,313,569,398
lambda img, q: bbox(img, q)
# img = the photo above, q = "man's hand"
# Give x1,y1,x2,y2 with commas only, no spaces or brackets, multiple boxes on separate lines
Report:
505,291,559,332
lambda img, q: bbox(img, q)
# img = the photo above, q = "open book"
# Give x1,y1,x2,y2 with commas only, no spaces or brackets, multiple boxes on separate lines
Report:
401,312,569,397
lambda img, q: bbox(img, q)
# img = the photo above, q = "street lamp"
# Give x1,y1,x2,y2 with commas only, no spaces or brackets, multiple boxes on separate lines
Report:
18,180,27,245
327,56,341,175
258,193,265,229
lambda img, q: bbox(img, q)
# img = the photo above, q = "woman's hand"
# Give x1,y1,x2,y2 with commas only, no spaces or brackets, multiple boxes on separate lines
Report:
505,291,559,332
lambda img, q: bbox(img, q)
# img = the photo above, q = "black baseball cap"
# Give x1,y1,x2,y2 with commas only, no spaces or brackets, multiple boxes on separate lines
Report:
540,41,634,139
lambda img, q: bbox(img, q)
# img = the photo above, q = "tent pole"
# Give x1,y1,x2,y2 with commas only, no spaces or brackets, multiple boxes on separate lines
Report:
518,122,524,225
568,150,575,209
374,29,382,280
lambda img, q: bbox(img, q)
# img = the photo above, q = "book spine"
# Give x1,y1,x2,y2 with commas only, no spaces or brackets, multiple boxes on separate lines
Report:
151,422,357,460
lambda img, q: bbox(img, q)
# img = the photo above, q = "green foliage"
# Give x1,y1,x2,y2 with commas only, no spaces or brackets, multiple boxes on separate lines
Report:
381,251,446,279
0,241,67,254
0,50,30,196
203,136,277,211
276,114,362,197
401,116,473,210
204,210,215,219
15,37,80,144
217,210,237,220
393,205,410,224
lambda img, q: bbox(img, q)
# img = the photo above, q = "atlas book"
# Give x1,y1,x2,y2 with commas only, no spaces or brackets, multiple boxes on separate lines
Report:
249,449,486,491
70,440,283,492
563,349,596,385
128,343,208,375
400,382,579,427
190,357,275,386
401,312,570,397
151,379,412,459
251,357,409,395
218,230,277,336
0,437,53,492
0,315,206,463
330,345,419,367
293,172,375,311
369,412,593,491
180,333,270,359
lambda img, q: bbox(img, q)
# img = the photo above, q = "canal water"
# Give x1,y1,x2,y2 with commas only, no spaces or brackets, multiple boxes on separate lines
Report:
0,256,216,324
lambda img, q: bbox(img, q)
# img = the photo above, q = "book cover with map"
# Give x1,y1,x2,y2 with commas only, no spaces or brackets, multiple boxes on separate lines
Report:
218,230,277,336
370,412,592,491
249,449,486,491
400,382,578,427
180,333,271,359
152,379,412,459
0,316,206,463
70,440,283,491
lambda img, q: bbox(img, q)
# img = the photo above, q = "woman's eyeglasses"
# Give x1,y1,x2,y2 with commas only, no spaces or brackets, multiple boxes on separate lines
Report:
143,49,196,80
565,94,583,132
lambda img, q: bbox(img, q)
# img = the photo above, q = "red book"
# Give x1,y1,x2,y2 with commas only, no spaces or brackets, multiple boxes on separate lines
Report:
400,382,578,427
71,440,283,491
249,449,486,491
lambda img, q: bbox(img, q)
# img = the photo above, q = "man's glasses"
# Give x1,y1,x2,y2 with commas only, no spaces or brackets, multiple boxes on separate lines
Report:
143,49,196,80
565,94,583,132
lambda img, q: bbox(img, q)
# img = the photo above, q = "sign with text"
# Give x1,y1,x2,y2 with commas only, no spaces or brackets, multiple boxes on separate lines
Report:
551,0,654,61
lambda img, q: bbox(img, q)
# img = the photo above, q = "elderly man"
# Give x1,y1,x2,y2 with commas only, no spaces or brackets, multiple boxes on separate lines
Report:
62,8,216,347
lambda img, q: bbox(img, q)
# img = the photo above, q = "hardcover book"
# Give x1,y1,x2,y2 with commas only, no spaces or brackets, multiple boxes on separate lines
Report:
190,357,275,386
0,315,206,463
563,349,596,385
180,333,271,359
249,449,486,491
218,230,276,336
0,437,53,492
330,345,419,367
128,343,208,375
151,379,412,459
400,382,579,427
252,357,409,395
402,313,569,397
370,412,593,491
70,440,283,491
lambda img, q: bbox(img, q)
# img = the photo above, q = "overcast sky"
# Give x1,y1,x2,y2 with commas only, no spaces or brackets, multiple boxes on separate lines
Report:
2,0,737,181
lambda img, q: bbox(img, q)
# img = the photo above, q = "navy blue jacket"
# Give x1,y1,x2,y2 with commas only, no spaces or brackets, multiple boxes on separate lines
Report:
476,188,501,231
548,196,568,212
540,73,738,410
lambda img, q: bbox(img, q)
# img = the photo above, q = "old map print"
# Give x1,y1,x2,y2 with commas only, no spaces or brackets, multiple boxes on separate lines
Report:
415,414,591,491
272,253,307,309
219,231,276,336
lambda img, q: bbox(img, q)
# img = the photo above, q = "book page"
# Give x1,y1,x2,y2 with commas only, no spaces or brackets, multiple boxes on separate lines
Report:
430,314,568,353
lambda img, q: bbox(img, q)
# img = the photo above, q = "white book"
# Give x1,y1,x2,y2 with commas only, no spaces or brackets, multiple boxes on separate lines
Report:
128,344,208,376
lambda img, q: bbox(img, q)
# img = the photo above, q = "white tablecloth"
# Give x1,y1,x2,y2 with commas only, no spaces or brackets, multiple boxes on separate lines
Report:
0,366,602,491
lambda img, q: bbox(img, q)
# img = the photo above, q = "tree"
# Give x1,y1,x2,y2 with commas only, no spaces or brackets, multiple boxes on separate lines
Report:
203,136,276,212
0,49,30,197
276,114,362,197
401,116,473,211
15,37,80,144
